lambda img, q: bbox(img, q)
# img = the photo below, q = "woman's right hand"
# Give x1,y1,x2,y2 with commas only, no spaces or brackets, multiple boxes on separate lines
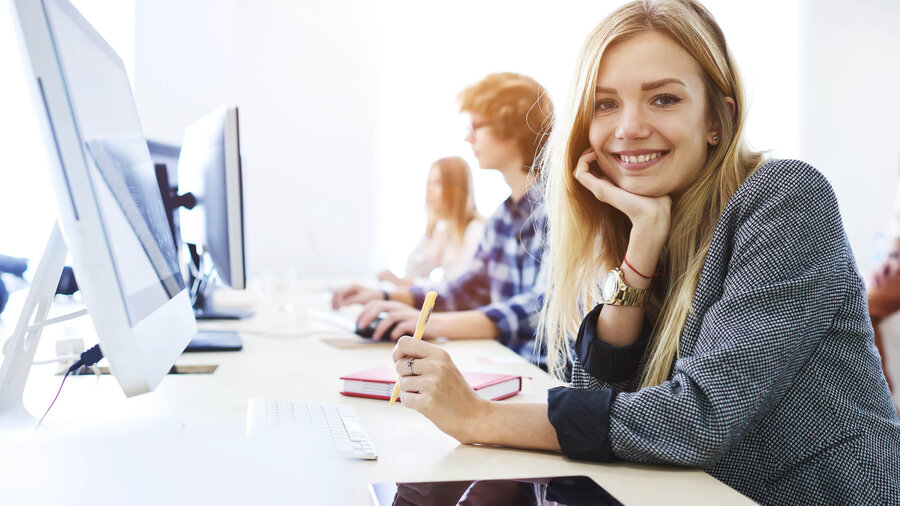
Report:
392,337,488,444
573,148,672,241
330,284,381,310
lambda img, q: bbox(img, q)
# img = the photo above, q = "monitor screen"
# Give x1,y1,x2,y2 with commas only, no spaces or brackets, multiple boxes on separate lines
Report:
45,1,184,324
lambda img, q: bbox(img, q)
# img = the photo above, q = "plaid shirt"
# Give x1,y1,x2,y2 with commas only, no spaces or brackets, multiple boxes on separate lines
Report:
410,186,547,356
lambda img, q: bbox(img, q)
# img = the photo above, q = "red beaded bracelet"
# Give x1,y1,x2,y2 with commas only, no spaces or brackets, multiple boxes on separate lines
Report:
623,256,661,280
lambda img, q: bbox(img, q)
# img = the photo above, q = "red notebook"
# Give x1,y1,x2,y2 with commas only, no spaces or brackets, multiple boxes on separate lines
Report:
340,364,522,401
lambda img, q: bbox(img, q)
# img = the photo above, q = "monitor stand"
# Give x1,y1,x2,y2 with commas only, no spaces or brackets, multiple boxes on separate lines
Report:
186,243,253,321
0,223,70,430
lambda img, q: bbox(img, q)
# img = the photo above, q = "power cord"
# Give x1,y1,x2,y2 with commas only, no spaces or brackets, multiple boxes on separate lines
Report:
34,344,104,430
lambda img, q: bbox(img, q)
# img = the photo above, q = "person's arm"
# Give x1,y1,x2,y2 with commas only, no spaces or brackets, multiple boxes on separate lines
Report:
354,238,493,341
407,228,494,312
331,283,413,309
573,148,670,348
357,303,497,341
558,163,851,466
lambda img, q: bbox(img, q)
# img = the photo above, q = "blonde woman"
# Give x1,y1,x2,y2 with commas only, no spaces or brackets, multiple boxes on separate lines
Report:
377,156,484,286
389,0,900,503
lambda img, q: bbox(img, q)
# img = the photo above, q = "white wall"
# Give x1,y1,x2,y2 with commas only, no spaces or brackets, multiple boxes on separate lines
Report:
134,0,802,278
373,0,803,275
799,0,900,273
133,0,378,279
4,0,897,280
0,0,133,260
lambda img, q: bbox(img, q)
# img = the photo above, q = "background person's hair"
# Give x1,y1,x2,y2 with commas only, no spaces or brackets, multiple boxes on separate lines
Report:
538,0,763,386
457,72,554,172
426,156,480,243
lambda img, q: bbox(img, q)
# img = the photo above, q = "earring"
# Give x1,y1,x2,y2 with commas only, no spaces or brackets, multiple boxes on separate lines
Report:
712,135,719,143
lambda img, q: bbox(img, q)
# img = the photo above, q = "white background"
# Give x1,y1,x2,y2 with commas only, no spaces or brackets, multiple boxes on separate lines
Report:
1,0,898,280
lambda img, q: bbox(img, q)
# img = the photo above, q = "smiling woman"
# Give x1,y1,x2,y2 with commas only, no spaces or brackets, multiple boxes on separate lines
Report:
389,0,900,503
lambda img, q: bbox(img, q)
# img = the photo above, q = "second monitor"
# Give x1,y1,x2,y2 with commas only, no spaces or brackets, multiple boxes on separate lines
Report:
161,106,251,320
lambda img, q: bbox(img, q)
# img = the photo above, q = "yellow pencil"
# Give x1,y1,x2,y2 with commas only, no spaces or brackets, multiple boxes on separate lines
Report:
389,291,437,406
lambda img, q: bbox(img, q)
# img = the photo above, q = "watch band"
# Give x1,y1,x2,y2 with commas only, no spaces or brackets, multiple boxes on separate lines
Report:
604,267,650,307
607,286,649,307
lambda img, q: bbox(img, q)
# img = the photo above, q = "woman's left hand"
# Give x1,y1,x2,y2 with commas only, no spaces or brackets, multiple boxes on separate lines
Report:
392,336,488,444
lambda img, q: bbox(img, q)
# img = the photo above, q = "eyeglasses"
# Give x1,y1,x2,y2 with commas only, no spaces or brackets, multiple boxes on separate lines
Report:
466,120,493,136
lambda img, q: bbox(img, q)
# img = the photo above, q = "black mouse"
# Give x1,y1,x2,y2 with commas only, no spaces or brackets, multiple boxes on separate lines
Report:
355,312,398,340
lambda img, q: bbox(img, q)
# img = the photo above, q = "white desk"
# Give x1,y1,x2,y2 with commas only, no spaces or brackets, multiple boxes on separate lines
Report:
1,292,754,505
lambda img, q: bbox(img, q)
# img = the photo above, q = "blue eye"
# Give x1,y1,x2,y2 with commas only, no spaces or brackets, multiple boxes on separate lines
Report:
653,94,681,106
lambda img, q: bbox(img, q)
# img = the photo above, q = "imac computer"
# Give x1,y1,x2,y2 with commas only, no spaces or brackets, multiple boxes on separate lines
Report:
166,106,251,321
0,0,197,428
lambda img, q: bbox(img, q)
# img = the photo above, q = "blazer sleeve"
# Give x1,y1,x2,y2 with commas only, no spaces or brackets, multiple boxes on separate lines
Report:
548,163,853,466
607,164,851,467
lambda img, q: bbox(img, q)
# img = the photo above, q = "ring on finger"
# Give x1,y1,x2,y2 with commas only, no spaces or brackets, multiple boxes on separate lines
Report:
407,357,417,376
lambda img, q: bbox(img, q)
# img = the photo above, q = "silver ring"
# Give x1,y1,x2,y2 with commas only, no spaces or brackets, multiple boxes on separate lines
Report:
407,357,417,376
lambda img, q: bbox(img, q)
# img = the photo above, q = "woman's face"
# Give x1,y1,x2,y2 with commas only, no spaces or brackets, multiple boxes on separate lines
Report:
588,30,719,197
425,165,444,216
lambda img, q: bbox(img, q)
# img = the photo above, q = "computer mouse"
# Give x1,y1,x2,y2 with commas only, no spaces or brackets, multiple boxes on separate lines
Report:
355,312,398,340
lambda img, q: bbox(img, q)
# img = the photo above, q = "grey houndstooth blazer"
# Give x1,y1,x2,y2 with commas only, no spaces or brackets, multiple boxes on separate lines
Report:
556,159,900,504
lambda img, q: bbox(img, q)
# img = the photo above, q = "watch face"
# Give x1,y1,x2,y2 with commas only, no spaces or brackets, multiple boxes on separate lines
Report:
602,272,618,302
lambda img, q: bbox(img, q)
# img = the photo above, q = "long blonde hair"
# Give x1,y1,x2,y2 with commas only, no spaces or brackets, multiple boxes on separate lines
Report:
426,156,480,243
539,0,763,386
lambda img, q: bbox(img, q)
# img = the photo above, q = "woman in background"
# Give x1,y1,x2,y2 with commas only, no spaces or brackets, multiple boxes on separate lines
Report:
388,0,900,503
378,156,484,286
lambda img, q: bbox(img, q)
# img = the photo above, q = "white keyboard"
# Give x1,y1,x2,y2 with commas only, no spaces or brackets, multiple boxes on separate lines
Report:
246,399,378,460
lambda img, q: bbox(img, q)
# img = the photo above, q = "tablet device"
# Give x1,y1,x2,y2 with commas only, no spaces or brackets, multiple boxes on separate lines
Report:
183,329,243,352
369,475,623,506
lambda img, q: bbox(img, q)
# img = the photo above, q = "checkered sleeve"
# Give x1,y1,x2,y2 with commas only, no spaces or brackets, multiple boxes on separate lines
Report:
477,231,548,349
605,163,849,467
478,287,541,347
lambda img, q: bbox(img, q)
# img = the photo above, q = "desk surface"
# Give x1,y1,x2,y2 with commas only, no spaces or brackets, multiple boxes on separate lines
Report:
2,292,754,505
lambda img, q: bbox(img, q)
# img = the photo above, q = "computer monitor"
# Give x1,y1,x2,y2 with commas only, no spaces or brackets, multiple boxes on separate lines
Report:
169,106,250,320
1,0,197,427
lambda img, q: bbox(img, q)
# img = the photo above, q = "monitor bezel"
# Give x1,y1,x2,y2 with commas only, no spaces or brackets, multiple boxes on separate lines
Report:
12,0,197,396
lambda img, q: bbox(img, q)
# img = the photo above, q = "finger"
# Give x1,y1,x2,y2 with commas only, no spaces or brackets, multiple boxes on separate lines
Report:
330,290,340,310
372,311,406,341
398,374,426,392
356,301,388,329
398,390,423,410
574,169,614,203
392,335,442,361
331,287,353,309
576,147,598,167
402,337,445,359
394,357,431,377
390,319,416,341
337,285,362,306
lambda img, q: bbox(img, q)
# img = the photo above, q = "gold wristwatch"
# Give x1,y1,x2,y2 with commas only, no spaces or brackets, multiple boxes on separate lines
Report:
601,267,649,307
